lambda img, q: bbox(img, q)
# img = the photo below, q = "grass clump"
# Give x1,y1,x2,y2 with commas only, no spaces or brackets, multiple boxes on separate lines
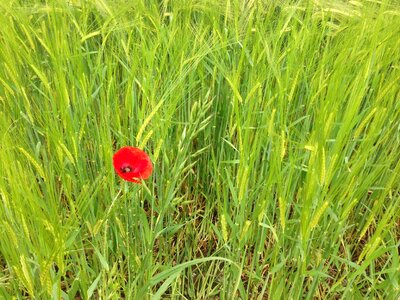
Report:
0,0,399,298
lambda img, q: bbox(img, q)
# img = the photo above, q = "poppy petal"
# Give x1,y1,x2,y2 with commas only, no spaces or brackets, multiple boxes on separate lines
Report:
113,146,153,183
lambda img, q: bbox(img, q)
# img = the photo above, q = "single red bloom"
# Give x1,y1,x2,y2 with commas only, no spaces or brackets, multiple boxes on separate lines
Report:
113,146,153,183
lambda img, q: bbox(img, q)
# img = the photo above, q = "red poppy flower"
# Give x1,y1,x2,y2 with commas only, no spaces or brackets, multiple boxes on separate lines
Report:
113,146,153,183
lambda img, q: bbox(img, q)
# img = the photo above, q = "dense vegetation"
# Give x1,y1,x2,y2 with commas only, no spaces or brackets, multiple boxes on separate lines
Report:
0,0,399,298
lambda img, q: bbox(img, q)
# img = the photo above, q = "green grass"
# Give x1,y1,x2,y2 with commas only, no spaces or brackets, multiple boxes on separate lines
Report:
0,0,399,298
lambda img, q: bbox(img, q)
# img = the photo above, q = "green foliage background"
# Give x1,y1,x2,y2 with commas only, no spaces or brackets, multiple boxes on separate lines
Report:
0,0,399,298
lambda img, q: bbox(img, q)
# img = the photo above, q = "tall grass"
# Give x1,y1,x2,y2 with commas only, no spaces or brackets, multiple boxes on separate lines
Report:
0,0,399,298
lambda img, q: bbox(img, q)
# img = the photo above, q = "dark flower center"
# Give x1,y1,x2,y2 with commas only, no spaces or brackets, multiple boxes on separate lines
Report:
121,166,132,173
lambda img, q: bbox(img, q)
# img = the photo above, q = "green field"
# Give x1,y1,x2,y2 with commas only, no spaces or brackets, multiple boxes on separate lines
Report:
1,0,399,299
